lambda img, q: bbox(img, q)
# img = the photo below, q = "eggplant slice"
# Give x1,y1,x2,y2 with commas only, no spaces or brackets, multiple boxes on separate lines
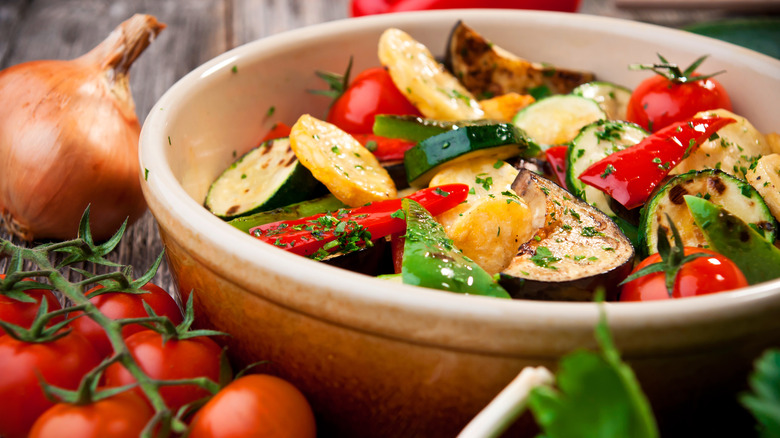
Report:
444,21,595,98
499,169,634,301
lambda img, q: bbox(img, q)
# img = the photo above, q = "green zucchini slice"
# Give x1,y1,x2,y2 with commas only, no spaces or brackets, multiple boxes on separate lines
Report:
512,95,606,150
639,169,777,257
403,123,539,187
572,81,632,121
566,120,648,216
205,138,326,220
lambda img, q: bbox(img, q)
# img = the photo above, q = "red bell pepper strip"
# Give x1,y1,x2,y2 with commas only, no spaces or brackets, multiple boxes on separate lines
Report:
544,145,569,189
350,0,580,16
352,133,416,162
578,116,735,210
250,184,468,257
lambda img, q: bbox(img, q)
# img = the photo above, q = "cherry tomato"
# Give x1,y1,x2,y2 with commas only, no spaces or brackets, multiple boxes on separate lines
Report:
68,283,183,357
188,374,317,438
259,122,292,143
626,73,731,132
0,274,63,335
327,67,421,134
620,248,748,301
28,391,153,438
0,331,102,438
104,330,223,412
350,0,580,16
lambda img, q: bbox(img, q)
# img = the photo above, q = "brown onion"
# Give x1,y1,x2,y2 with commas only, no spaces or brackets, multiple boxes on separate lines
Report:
0,14,165,241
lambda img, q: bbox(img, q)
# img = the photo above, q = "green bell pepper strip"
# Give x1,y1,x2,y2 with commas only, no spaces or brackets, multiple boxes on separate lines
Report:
400,198,510,298
250,184,468,257
685,195,780,285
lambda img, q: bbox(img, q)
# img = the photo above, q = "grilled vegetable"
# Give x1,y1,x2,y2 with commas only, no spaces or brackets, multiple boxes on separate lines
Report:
290,114,396,207
639,169,777,257
671,109,774,181
686,195,780,285
578,116,736,210
572,81,632,121
401,198,510,298
499,169,634,301
444,21,594,98
372,115,495,143
746,154,780,222
205,138,326,220
566,120,648,217
403,122,539,187
512,95,606,149
429,157,538,275
378,27,483,121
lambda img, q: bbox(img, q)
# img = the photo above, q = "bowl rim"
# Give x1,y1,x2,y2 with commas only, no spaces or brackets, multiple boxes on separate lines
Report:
140,9,780,353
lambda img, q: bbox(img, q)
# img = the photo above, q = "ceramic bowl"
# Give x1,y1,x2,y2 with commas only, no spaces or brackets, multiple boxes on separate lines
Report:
139,9,780,437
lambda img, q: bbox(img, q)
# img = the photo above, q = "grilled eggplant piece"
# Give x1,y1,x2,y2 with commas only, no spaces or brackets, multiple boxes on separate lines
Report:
444,21,595,98
499,169,634,301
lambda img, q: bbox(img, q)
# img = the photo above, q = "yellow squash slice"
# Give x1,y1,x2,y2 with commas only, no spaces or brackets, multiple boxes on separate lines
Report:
290,114,396,207
378,28,484,121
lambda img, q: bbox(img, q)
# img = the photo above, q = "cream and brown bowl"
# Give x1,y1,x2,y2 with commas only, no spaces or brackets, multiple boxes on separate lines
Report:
139,9,780,437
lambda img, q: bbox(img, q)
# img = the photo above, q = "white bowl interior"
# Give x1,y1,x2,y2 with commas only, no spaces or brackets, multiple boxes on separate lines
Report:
140,9,780,355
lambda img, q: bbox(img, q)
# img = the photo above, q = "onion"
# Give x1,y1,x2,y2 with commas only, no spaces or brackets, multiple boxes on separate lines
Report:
0,14,165,241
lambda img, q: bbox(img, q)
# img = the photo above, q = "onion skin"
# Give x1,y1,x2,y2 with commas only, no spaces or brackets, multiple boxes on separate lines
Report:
0,15,165,241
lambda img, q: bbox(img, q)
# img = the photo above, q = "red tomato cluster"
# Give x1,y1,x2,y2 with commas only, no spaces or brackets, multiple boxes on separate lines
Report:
0,280,316,438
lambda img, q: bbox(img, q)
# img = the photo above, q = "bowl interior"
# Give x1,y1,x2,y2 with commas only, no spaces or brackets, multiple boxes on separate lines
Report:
140,9,780,354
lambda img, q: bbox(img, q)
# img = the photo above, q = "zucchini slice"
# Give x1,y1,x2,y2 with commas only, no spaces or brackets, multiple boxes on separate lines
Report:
290,114,397,207
403,123,539,187
378,28,484,121
512,95,606,149
746,154,780,222
372,115,495,143
205,138,325,220
566,120,649,216
500,169,634,301
671,109,773,181
639,169,777,257
572,81,632,121
444,21,595,98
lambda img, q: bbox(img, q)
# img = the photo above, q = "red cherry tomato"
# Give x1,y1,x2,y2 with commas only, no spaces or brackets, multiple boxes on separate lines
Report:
259,122,292,143
187,374,317,438
0,331,102,438
620,248,748,301
28,391,153,438
103,330,223,412
327,67,421,134
0,274,63,334
350,0,580,16
68,283,183,357
626,73,732,132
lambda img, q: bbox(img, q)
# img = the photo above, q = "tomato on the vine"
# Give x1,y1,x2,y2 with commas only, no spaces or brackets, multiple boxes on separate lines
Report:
28,391,153,438
104,329,223,412
327,66,421,134
0,274,63,334
626,55,732,132
68,282,183,357
0,331,102,438
620,247,747,301
187,374,317,438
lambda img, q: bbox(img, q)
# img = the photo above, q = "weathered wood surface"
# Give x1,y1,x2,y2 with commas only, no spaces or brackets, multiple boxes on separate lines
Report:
0,0,774,292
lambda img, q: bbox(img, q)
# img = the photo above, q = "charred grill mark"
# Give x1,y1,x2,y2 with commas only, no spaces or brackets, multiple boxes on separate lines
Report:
708,176,727,195
261,140,274,154
668,184,689,205
226,205,240,216
284,156,296,167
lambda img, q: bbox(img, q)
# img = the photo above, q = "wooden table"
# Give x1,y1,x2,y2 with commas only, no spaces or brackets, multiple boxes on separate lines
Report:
1,0,775,291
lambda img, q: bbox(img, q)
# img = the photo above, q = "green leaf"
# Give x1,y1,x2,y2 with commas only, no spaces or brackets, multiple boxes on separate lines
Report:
741,349,780,437
527,309,659,438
